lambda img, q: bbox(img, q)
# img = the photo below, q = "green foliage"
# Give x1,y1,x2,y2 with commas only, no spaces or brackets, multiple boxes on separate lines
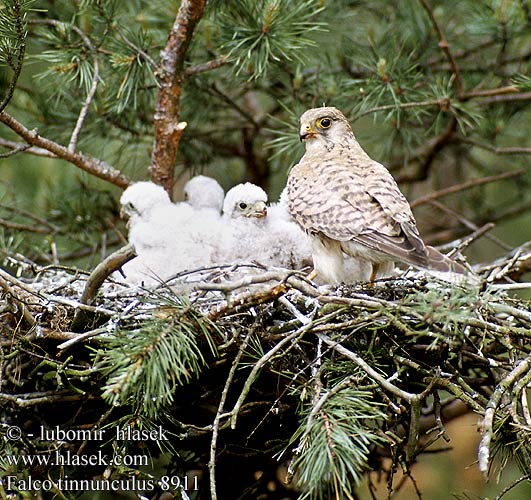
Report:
95,294,217,418
217,0,326,80
0,0,31,68
4,2,531,497
290,379,386,499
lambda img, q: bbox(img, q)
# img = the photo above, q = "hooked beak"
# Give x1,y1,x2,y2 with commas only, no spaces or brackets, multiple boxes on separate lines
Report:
299,123,317,142
246,200,267,219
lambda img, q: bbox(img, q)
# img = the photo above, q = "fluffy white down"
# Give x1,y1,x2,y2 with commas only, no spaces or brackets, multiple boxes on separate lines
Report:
217,183,268,264
117,182,197,285
183,175,224,213
265,188,313,269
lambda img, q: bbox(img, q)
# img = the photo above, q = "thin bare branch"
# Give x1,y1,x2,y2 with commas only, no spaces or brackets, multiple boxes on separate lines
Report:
410,169,526,208
464,85,519,99
356,98,449,119
0,137,57,158
0,111,131,188
186,55,228,76
418,0,464,99
76,244,136,307
395,118,457,183
456,136,531,155
479,356,531,478
476,91,531,105
68,29,99,151
209,327,253,500
29,19,102,151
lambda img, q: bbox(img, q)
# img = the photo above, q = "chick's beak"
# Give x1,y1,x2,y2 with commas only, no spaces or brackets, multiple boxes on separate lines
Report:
299,122,317,142
120,206,130,221
247,200,267,218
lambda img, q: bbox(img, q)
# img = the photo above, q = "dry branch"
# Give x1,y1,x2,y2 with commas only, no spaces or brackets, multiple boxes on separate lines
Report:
2,249,531,498
0,112,131,188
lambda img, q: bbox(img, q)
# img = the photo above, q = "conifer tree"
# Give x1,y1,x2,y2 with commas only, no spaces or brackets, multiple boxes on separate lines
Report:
2,1,531,499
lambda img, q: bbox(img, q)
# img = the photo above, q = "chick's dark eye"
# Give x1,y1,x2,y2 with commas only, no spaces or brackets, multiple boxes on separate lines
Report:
238,202,248,210
317,118,332,129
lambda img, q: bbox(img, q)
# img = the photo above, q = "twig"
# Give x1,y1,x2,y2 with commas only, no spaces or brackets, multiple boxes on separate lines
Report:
0,272,37,327
448,222,496,253
476,91,531,105
79,244,136,306
456,136,531,155
209,326,253,500
410,169,526,208
395,118,457,183
425,199,511,251
151,0,207,195
31,19,102,152
0,137,58,158
186,55,227,76
494,475,531,500
356,98,449,119
71,244,136,330
0,141,30,158
0,391,84,407
0,217,54,234
479,355,531,478
418,0,464,99
230,321,314,429
317,333,417,403
56,326,110,351
117,29,158,68
68,27,99,151
0,112,131,188
464,85,518,99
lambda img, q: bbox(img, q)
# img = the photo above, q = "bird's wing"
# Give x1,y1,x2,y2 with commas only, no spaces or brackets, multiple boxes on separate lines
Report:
288,157,431,267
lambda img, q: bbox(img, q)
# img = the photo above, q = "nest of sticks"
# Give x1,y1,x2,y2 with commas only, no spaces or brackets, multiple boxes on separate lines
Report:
1,242,531,499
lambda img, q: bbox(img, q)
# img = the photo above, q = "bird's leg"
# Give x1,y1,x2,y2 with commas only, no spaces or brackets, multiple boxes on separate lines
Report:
369,263,380,283
306,269,317,281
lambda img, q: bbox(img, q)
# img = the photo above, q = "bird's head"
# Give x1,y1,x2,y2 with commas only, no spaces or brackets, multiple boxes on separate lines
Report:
299,107,354,149
120,181,170,220
183,175,225,213
223,183,268,220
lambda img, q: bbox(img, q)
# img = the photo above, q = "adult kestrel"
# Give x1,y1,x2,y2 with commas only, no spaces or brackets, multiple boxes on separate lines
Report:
287,106,467,284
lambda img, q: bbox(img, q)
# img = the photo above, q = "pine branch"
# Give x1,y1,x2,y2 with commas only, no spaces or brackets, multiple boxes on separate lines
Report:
186,55,227,76
30,18,101,152
456,136,531,155
418,0,464,99
0,111,131,188
151,0,207,197
410,169,526,208
479,355,531,478
0,0,27,113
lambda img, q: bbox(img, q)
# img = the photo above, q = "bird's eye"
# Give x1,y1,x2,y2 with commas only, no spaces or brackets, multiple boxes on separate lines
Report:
317,117,332,129
184,192,189,201
238,202,248,210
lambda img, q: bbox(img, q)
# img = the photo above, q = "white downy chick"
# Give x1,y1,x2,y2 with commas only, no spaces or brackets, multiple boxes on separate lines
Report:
179,175,225,268
118,181,194,285
266,188,313,270
183,175,224,213
120,182,193,253
217,183,268,264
